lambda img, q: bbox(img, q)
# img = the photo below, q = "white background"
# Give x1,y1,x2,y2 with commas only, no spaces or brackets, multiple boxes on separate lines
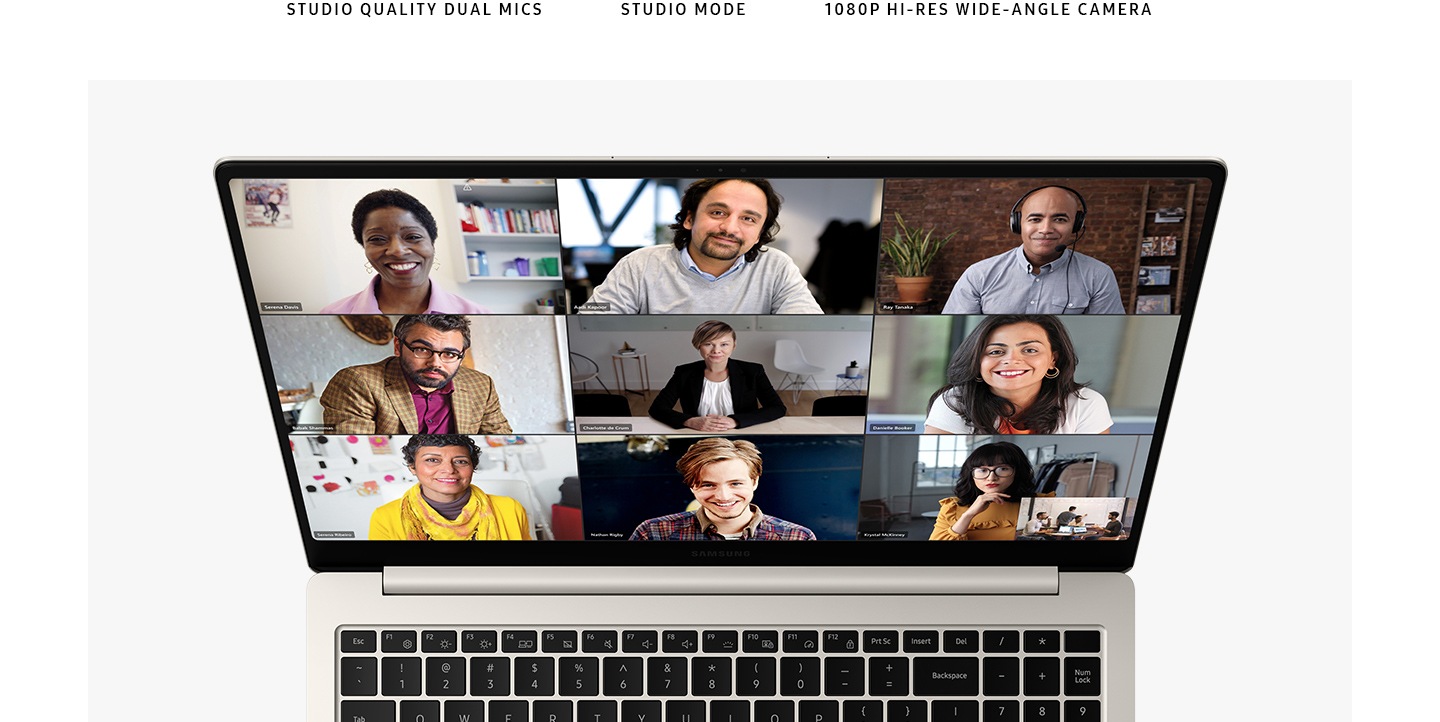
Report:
9,7,1424,717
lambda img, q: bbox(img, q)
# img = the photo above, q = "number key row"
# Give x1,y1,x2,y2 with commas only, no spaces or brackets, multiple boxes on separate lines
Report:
341,656,1101,698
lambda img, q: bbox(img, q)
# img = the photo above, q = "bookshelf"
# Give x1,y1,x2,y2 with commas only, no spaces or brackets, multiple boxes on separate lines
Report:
449,180,564,288
1130,182,1195,314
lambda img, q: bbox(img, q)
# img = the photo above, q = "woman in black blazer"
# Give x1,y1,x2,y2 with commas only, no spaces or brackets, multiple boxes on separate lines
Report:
649,320,787,431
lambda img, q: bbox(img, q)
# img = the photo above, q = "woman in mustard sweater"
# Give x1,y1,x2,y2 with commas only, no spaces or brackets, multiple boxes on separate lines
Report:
929,441,1040,541
369,434,531,540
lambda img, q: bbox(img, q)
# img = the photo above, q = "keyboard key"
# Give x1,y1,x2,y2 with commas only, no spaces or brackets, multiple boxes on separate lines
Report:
888,701,925,722
664,631,699,654
903,631,938,654
982,631,1018,653
1023,631,1059,654
823,657,864,696
799,701,838,722
783,631,819,653
1065,631,1101,653
342,630,376,653
780,657,821,697
743,630,779,653
490,701,528,722
535,701,573,722
582,631,618,654
402,700,442,722
667,701,706,722
1063,701,1099,720
737,657,777,697
427,657,466,696
1023,658,1059,697
982,657,1019,697
711,701,749,722
515,657,556,696
1022,701,1057,721
446,700,485,722
868,657,909,696
578,701,617,722
382,657,422,696
823,631,859,654
623,631,658,654
692,657,733,696
463,631,498,654
1063,658,1101,696
621,700,660,722
343,700,395,722
930,700,978,722
502,631,538,653
423,630,459,653
471,658,511,696
382,630,417,653
543,631,579,653
844,701,882,722
703,631,739,653
755,701,794,722
561,657,600,697
603,658,643,696
913,658,979,696
943,631,979,654
981,701,1016,721
863,630,899,653
647,657,688,696
340,657,378,696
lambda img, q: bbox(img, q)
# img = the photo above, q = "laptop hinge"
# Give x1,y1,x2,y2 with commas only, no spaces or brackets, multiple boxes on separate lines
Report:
383,566,1059,596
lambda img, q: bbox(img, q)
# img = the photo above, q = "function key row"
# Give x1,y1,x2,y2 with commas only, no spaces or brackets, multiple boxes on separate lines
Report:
342,630,1102,655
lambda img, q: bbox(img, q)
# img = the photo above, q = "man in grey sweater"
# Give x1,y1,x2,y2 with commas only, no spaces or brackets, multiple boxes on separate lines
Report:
578,178,823,314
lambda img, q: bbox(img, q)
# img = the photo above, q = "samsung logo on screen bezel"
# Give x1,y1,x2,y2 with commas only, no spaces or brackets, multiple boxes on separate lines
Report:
691,550,752,558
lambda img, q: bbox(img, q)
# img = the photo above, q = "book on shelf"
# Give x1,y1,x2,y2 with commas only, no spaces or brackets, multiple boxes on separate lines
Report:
1138,265,1172,286
457,202,560,235
1153,207,1186,224
1135,295,1172,314
1140,235,1178,257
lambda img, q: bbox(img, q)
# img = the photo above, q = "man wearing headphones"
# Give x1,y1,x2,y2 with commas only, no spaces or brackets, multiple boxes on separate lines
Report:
941,186,1125,314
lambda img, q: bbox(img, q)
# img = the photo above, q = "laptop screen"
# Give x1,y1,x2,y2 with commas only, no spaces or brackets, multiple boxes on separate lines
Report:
216,159,1223,571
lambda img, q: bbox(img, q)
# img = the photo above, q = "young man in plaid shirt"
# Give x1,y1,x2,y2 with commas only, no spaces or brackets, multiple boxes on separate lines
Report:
629,438,816,541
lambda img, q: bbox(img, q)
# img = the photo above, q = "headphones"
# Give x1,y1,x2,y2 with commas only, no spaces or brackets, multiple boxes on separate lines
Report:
1009,185,1088,241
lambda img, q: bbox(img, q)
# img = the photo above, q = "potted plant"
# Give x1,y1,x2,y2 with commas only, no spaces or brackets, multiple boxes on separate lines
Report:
881,212,957,304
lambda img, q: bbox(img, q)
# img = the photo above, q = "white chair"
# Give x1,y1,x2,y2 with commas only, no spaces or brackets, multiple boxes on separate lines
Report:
774,339,826,404
569,353,610,393
296,397,325,427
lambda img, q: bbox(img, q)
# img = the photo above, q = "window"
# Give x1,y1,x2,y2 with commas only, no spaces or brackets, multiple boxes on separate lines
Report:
558,179,682,248
914,435,993,489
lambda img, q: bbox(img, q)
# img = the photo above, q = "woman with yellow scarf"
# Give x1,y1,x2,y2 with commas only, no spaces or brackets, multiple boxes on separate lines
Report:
369,435,532,540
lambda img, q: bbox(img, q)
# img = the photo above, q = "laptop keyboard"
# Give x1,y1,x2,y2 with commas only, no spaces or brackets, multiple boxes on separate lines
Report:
339,627,1103,722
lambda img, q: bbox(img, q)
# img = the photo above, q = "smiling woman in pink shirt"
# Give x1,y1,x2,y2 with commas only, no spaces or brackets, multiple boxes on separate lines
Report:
320,189,490,315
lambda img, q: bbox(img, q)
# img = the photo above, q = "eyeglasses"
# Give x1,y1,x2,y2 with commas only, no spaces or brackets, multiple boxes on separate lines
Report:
972,465,1016,479
401,342,464,363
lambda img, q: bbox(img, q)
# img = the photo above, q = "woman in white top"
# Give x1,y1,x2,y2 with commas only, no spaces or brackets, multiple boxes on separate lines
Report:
924,314,1112,435
648,320,787,432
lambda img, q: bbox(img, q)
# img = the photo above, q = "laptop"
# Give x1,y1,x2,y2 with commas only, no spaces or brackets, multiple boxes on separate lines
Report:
214,158,1225,722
